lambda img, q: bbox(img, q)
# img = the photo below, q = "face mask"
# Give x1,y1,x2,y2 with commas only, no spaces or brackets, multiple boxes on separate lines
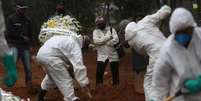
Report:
97,23,106,30
16,8,26,17
175,33,192,47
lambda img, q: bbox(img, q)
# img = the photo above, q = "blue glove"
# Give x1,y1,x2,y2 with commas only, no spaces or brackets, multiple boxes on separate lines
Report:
184,76,201,94
2,53,18,87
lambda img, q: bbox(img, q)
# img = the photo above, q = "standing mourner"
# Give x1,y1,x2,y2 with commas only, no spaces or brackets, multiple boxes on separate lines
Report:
150,8,201,101
125,5,171,101
37,14,91,101
93,16,120,86
0,0,17,87
5,2,33,88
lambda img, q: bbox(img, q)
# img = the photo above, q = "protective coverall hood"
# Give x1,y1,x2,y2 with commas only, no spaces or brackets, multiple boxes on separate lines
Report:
169,8,197,34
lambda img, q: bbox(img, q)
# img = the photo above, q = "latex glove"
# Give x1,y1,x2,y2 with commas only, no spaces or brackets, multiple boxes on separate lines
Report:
2,52,18,87
160,5,171,14
149,99,155,101
184,76,201,94
158,5,171,20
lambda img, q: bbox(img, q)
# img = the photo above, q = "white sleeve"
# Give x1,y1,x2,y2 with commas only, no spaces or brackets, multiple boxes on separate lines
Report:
138,12,160,27
61,40,89,87
0,1,5,35
125,22,138,42
149,12,161,25
93,29,110,45
107,28,119,46
0,2,10,56
151,51,172,101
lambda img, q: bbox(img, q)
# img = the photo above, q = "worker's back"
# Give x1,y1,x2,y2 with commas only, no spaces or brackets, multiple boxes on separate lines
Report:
37,35,81,64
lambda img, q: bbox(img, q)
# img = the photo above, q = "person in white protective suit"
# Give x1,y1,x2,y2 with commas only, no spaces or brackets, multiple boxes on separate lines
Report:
125,5,171,101
0,0,17,87
36,33,91,101
150,8,201,101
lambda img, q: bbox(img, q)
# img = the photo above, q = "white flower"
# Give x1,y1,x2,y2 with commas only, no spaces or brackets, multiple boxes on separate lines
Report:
39,15,82,44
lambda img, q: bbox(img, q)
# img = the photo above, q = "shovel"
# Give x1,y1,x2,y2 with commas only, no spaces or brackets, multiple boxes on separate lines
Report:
164,88,190,101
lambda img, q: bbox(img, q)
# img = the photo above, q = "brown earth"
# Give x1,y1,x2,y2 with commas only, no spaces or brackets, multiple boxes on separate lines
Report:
0,49,145,101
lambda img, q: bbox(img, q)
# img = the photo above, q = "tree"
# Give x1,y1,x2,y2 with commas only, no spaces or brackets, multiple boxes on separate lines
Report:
2,0,96,44
113,0,152,20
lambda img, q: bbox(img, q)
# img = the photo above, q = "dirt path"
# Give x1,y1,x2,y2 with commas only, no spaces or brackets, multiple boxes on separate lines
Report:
0,50,145,101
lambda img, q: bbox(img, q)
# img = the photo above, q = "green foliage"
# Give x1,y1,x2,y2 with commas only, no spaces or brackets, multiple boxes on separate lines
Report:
113,0,152,19
2,0,96,44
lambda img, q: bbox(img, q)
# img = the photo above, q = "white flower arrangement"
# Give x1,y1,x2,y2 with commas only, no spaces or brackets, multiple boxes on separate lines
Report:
39,15,82,44
0,88,29,101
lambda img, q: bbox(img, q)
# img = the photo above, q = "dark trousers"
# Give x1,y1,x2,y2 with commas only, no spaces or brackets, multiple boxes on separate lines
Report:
12,47,32,84
96,59,119,85
132,49,148,74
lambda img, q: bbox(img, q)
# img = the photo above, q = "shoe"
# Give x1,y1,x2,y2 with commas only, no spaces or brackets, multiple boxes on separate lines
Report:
37,88,47,101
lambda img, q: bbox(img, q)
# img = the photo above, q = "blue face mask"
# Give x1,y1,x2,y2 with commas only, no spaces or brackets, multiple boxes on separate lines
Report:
175,34,192,47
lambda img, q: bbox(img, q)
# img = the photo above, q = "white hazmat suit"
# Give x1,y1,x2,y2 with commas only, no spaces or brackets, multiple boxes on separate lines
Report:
151,8,201,101
37,34,89,101
0,0,17,88
0,1,10,56
125,5,171,101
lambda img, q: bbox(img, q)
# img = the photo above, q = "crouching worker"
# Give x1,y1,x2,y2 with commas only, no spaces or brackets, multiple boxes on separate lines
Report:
150,8,201,101
37,15,91,101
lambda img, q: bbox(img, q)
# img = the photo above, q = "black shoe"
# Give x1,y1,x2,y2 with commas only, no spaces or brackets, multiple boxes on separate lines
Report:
37,88,47,101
